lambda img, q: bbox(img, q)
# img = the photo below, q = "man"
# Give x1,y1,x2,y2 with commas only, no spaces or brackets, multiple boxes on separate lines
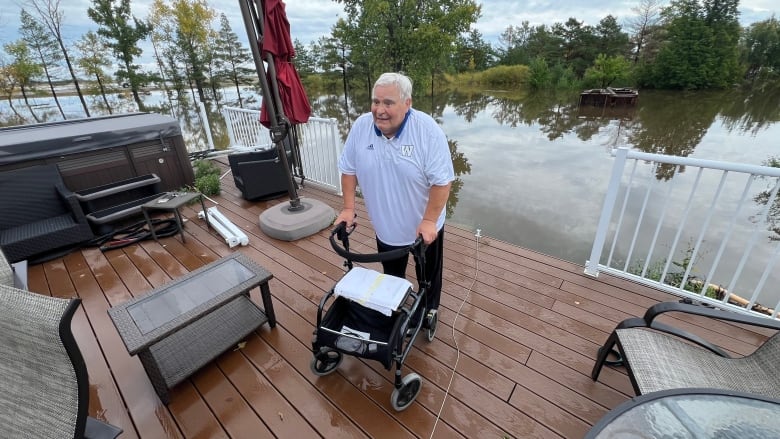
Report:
335,72,454,330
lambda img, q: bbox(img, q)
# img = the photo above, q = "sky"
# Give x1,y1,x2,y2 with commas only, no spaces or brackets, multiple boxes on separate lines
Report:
0,0,777,68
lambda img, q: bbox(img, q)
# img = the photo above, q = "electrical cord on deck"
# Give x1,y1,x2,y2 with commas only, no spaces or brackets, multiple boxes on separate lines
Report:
87,218,180,251
429,229,482,439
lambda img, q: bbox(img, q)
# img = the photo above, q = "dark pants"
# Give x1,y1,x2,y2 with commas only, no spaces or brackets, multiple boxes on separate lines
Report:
376,227,444,313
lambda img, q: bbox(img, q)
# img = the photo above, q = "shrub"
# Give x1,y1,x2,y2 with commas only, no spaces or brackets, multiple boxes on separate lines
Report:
480,65,530,87
195,173,221,196
192,159,221,196
528,57,552,90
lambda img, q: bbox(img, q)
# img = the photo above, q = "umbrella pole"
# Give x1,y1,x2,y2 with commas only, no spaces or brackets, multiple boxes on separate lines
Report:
238,0,302,211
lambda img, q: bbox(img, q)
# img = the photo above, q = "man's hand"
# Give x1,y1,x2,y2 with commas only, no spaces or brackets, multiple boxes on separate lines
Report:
334,208,356,228
416,219,437,245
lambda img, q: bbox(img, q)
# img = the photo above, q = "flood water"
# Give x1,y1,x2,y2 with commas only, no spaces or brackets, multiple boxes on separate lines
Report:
3,85,779,272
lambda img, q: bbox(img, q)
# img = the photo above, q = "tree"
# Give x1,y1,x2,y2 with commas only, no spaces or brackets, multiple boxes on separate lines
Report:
149,0,216,106
0,56,25,121
525,24,565,62
75,31,114,114
334,0,481,92
741,17,780,79
454,29,493,72
88,0,152,112
702,0,742,87
3,40,43,122
626,0,663,64
497,22,533,65
594,15,630,58
293,39,316,77
552,18,597,77
26,0,91,117
527,56,552,89
649,0,742,89
652,0,713,88
19,9,66,118
584,53,631,88
213,13,254,108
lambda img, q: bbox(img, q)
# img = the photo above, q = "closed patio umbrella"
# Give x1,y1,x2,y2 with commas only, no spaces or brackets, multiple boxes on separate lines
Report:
238,0,335,243
258,0,311,126
238,0,310,208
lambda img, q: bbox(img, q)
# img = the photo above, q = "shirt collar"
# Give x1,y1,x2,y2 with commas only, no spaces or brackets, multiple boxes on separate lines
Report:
374,109,411,139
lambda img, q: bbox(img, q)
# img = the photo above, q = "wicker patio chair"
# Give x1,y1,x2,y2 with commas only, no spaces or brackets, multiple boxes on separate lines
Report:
591,301,780,399
0,284,122,439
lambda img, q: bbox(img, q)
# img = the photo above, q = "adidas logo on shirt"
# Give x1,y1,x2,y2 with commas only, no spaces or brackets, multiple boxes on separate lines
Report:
367,144,374,150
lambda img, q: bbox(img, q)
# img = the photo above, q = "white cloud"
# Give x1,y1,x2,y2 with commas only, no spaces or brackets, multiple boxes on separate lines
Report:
1,0,776,63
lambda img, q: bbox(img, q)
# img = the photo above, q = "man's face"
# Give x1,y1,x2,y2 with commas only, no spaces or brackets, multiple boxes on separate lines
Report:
371,84,411,137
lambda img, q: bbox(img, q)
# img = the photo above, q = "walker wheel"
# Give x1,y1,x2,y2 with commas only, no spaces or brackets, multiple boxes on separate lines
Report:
390,373,422,411
425,309,438,342
310,349,343,376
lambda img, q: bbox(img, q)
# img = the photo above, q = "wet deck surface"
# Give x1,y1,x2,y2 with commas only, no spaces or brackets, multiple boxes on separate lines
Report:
25,158,770,438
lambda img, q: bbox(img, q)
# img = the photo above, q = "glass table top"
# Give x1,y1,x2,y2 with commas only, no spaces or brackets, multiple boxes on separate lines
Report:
127,258,255,334
588,390,780,439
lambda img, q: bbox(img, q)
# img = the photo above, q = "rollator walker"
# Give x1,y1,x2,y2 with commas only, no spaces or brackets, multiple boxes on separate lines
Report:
310,222,438,411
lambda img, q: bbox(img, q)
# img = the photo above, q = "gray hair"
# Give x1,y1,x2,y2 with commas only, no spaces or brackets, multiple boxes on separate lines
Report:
373,72,413,101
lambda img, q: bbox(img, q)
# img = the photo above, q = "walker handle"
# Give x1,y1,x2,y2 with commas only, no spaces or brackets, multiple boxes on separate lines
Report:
329,224,423,263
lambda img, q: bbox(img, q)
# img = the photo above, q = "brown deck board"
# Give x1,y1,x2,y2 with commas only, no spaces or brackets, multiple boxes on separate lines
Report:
16,158,775,439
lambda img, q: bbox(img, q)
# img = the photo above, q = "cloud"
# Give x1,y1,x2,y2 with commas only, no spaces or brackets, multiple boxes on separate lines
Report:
1,0,776,63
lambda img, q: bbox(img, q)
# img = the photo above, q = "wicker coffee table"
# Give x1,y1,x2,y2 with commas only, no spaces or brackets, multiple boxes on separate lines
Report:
108,252,275,403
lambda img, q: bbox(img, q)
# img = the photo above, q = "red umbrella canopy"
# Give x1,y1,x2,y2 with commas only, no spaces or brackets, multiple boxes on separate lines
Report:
259,0,311,126
261,0,295,59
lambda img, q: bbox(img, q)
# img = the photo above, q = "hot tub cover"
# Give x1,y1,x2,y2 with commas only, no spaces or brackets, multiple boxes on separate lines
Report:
0,113,181,165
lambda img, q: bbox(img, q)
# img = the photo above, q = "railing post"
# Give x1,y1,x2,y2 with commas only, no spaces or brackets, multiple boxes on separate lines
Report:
328,118,342,194
222,107,237,148
585,146,630,277
198,101,215,151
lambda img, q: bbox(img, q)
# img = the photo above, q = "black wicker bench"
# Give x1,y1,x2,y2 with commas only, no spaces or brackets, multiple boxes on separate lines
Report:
107,252,275,404
0,164,94,263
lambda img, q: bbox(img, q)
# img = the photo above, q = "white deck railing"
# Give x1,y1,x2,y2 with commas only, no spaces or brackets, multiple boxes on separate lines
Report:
221,107,342,194
587,147,780,319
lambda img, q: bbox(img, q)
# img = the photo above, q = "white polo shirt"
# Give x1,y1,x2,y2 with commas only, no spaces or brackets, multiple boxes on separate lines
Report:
339,109,455,246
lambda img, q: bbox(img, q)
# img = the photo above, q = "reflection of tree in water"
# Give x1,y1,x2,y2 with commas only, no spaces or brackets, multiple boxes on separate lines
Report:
310,94,356,142
446,90,493,123
627,90,723,180
447,89,610,142
446,138,471,217
753,157,780,241
720,83,780,135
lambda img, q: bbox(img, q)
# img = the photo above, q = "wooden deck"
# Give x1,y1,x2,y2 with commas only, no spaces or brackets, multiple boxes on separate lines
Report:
26,158,771,438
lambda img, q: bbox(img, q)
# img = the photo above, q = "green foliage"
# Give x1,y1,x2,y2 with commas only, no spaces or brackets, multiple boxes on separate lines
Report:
213,13,255,108
528,57,551,90
549,63,580,89
88,0,152,110
646,0,741,89
742,17,780,80
627,241,705,294
479,65,530,87
333,0,481,93
3,41,42,89
583,54,632,88
192,159,221,196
